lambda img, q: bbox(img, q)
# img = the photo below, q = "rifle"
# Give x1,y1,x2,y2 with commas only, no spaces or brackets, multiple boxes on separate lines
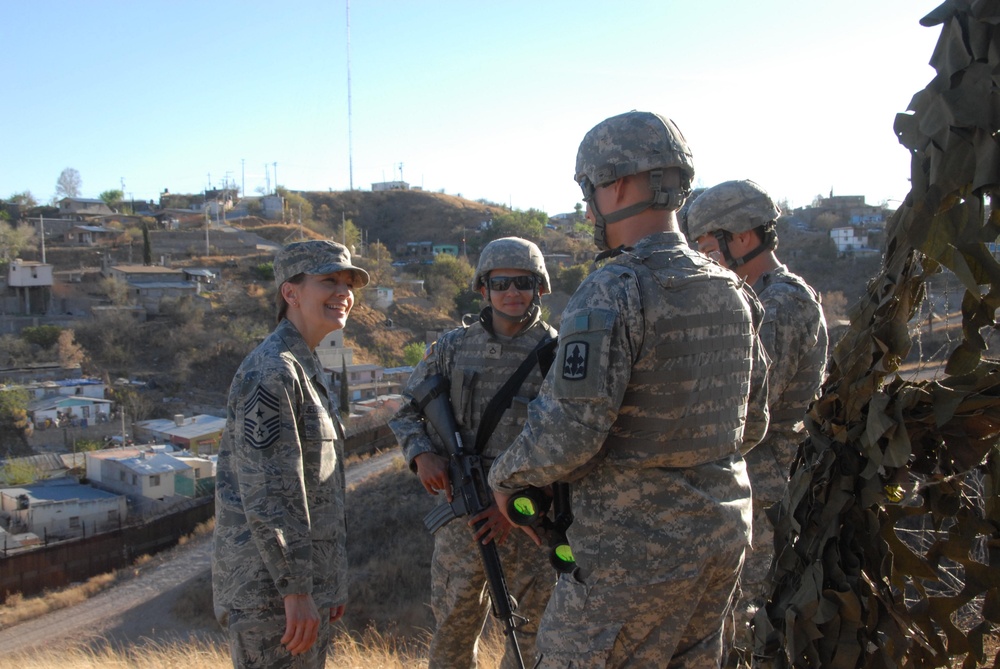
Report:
410,373,525,669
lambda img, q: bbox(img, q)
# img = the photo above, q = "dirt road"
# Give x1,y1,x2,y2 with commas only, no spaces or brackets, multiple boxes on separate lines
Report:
0,449,401,655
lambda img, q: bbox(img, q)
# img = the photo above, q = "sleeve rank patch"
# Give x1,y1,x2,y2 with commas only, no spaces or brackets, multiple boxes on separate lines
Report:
244,383,281,449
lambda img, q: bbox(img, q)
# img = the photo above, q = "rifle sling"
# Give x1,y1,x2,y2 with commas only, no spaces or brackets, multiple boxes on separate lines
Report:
473,336,557,455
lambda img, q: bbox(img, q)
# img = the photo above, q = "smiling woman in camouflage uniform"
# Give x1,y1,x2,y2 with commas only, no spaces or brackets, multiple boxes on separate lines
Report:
489,112,771,668
212,240,369,669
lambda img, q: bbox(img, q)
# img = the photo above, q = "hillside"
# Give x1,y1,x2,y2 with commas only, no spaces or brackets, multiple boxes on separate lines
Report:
7,188,885,428
297,189,509,254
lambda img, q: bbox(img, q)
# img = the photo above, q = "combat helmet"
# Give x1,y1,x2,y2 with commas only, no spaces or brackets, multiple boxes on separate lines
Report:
472,237,551,295
575,111,695,251
685,179,780,268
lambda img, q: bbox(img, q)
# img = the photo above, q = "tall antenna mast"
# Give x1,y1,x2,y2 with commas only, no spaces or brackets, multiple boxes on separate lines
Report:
346,0,354,190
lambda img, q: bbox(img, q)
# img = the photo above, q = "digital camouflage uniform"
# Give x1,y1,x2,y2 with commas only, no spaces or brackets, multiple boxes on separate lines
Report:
741,266,827,602
489,231,770,668
683,180,828,619
390,306,558,669
213,317,348,669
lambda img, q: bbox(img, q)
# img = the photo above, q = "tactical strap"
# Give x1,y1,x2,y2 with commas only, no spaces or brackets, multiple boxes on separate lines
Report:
473,336,558,455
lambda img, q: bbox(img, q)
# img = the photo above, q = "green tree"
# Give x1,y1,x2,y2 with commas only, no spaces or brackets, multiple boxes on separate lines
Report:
0,459,42,485
255,261,275,281
99,189,124,210
0,221,38,266
142,223,152,265
8,191,38,208
423,253,474,313
277,188,314,226
552,263,592,294
482,208,548,243
55,167,82,200
20,325,63,349
332,217,362,253
403,341,426,366
99,276,130,306
0,387,33,457
355,240,394,287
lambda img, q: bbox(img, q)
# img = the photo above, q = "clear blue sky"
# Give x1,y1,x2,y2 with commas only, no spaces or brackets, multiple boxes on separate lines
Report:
2,1,941,215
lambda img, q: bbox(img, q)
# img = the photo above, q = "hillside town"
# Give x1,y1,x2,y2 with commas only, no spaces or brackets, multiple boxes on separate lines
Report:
0,181,906,604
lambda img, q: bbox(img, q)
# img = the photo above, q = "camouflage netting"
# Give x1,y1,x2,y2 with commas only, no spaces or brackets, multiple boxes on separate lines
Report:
755,1,1000,667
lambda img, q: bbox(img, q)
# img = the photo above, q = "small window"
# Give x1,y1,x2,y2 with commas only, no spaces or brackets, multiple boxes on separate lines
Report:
69,516,80,529
119,470,126,481
150,474,161,486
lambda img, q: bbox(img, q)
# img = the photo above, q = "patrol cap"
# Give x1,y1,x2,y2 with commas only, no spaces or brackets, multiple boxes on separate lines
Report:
273,240,370,288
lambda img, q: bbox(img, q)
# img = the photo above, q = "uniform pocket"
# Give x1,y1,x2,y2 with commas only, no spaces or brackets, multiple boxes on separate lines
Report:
536,574,623,666
302,404,335,441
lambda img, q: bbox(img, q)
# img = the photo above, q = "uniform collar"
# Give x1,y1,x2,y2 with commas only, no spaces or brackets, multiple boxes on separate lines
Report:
275,319,327,384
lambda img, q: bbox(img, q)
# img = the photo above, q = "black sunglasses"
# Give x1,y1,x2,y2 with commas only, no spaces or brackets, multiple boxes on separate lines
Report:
488,275,537,291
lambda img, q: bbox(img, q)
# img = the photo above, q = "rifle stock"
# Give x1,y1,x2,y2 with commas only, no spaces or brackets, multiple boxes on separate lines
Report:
410,373,525,669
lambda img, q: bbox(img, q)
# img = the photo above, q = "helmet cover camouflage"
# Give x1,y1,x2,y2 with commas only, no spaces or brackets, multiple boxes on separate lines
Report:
684,179,781,242
574,111,695,193
472,237,551,294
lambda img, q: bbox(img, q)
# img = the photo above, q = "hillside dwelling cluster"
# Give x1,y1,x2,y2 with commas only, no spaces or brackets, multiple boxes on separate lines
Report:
0,444,219,548
14,377,112,430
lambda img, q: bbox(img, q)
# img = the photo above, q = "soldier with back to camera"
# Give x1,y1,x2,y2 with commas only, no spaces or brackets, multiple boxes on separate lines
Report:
685,180,828,650
489,111,770,668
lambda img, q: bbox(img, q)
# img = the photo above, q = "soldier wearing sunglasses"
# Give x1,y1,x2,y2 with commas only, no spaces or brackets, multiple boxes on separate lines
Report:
390,237,557,669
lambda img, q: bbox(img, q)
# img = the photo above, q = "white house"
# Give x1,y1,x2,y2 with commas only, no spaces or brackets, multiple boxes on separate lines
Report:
87,450,190,502
0,478,126,539
830,226,871,253
7,259,54,315
27,395,113,429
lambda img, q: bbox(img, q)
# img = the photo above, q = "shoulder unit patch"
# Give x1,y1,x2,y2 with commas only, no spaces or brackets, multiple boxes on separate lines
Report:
562,341,589,380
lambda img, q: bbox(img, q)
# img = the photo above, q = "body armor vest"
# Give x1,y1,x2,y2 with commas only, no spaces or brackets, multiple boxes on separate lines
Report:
446,311,557,460
604,245,758,468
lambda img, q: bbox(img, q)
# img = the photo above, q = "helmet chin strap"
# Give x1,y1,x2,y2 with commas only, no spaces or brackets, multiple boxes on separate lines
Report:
713,225,775,269
589,169,688,251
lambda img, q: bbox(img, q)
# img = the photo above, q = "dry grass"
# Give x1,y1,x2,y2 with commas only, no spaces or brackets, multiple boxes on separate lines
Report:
0,571,119,629
3,627,505,668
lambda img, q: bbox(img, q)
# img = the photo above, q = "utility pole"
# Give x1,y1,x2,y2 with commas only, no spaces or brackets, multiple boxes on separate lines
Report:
347,0,354,190
241,158,245,198
273,162,278,192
